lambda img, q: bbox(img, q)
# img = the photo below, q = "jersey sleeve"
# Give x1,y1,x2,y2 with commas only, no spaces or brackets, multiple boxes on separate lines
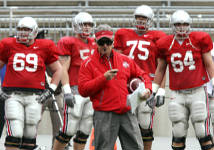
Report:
45,40,59,65
114,29,123,51
150,30,167,43
154,31,167,43
57,37,73,56
156,37,167,59
200,33,213,53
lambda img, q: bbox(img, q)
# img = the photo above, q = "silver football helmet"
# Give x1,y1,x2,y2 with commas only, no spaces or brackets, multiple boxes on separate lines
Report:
16,17,38,44
72,12,95,37
170,10,192,39
133,5,154,31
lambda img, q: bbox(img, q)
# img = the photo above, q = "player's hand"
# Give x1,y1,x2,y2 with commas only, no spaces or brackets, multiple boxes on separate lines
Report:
0,91,10,101
104,69,118,80
146,93,156,109
138,88,151,100
64,93,75,108
155,88,165,107
146,88,165,109
36,88,53,104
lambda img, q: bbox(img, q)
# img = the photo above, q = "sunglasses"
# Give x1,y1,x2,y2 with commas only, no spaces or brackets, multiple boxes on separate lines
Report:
97,38,113,46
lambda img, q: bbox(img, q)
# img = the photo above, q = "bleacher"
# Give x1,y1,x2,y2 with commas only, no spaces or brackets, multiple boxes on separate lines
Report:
0,0,213,42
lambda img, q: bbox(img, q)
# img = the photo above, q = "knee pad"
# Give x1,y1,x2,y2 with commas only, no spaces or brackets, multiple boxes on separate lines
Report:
55,131,72,144
191,101,208,138
64,112,80,136
79,117,93,135
82,101,94,118
6,119,24,138
168,102,189,137
139,128,154,142
70,95,89,118
79,102,93,135
20,137,37,150
171,136,186,150
4,136,21,148
191,101,207,123
137,101,154,129
73,130,89,144
168,101,188,123
25,103,42,125
198,135,214,150
5,99,24,121
23,125,37,139
209,100,214,123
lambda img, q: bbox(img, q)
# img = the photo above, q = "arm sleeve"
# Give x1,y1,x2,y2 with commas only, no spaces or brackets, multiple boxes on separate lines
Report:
78,59,108,97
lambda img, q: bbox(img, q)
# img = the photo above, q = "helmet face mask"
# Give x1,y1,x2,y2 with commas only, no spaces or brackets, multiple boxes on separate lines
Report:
172,23,190,39
133,5,154,31
134,15,152,31
16,17,38,44
170,10,192,39
72,12,95,38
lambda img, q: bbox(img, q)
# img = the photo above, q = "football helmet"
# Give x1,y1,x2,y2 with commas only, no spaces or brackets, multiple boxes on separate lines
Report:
16,17,38,44
170,10,192,39
72,12,95,37
133,5,154,31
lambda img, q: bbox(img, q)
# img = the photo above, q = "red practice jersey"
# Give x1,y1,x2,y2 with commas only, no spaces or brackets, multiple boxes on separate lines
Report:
0,37,58,89
114,28,166,80
157,31,213,90
57,36,97,86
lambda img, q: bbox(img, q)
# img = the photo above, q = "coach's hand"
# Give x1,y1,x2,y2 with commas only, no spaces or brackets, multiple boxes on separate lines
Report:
36,88,53,104
64,93,75,108
104,69,118,80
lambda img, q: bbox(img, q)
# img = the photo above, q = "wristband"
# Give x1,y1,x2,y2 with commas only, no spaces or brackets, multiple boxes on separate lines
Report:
157,88,165,96
49,84,57,91
62,84,72,94
152,83,160,93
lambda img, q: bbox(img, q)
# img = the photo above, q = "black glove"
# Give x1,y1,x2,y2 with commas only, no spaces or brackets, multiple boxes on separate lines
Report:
155,88,165,107
146,93,156,109
64,93,75,107
155,95,165,107
36,88,53,104
0,91,10,101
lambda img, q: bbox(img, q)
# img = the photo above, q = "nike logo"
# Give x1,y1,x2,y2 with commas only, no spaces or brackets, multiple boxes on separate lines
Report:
33,46,39,49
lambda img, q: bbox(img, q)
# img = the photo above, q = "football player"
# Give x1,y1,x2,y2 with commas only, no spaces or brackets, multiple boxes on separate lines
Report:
153,10,214,150
114,5,166,150
0,17,62,150
52,12,97,150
